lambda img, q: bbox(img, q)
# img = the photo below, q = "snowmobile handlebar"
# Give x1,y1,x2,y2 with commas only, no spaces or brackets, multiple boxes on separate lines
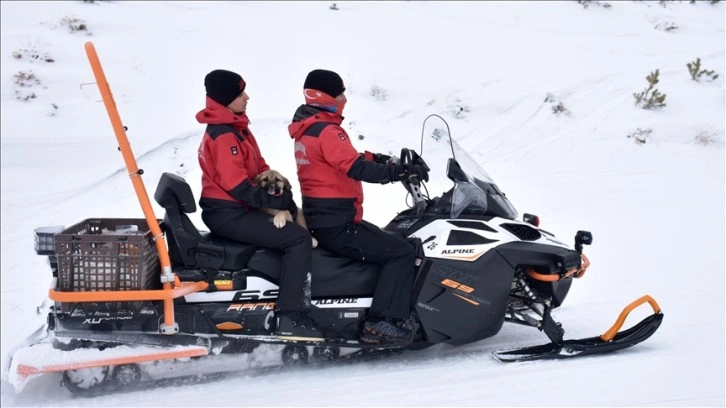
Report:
399,148,429,216
399,148,430,175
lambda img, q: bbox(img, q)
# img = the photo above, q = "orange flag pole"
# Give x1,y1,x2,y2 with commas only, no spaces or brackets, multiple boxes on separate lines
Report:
83,41,178,334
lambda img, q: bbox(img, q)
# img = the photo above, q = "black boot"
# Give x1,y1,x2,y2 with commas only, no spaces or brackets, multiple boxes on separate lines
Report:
275,311,324,341
360,317,412,346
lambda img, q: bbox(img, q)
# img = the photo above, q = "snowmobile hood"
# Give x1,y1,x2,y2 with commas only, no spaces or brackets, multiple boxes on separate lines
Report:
195,96,250,130
288,104,343,140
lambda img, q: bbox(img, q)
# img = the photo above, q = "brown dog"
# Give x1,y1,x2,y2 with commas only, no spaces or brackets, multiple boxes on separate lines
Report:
253,169,318,248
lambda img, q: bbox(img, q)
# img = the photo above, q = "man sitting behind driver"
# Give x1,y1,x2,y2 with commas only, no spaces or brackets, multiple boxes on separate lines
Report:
288,69,428,345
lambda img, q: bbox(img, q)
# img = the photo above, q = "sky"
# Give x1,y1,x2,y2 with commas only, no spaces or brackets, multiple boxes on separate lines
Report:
0,1,724,407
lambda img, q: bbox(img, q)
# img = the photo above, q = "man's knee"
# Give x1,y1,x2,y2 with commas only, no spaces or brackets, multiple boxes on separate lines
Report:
284,223,314,246
392,237,416,258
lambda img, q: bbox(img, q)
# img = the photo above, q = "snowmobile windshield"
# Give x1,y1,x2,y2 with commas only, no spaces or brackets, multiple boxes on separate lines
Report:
419,115,518,220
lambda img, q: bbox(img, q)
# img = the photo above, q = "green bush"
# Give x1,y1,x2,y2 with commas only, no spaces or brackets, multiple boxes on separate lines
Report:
633,70,666,110
687,58,718,82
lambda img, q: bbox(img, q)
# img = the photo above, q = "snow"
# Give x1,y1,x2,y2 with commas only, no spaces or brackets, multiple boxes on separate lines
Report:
1,0,724,406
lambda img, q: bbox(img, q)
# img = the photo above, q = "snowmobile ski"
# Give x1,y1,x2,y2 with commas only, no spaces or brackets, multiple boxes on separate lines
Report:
493,295,664,362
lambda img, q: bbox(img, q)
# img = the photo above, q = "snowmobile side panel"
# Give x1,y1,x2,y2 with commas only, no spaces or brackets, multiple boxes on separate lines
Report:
415,250,515,346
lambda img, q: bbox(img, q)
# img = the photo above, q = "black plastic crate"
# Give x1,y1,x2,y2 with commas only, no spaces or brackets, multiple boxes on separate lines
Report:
55,218,161,292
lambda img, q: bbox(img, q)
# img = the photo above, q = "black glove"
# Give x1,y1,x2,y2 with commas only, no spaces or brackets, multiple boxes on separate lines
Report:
407,164,429,182
392,163,429,183
365,151,397,165
372,152,391,164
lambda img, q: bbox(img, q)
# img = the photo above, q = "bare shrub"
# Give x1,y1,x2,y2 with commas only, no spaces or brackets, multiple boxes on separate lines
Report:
694,129,724,146
370,85,388,101
627,128,653,145
577,1,612,9
544,93,570,116
13,70,41,101
14,70,41,87
61,16,88,33
12,48,54,63
653,19,678,32
447,101,470,119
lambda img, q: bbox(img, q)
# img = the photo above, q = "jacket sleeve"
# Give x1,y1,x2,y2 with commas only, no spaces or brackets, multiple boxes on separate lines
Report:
318,127,399,184
211,133,290,209
346,155,399,184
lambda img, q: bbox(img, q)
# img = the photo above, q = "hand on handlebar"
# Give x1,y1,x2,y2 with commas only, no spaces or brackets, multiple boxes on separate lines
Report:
393,163,429,183
407,164,429,182
366,151,400,165
397,148,429,183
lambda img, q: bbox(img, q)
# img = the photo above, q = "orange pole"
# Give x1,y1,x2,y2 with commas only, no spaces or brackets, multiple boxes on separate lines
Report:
83,42,178,334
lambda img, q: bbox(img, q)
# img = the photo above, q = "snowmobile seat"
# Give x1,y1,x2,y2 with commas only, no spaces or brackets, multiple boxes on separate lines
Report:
154,172,258,275
245,247,382,298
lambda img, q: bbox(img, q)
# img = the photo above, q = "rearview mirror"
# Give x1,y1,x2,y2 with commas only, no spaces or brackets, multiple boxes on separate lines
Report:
446,158,468,183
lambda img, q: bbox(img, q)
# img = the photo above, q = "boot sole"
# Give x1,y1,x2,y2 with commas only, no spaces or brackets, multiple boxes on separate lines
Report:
360,330,411,346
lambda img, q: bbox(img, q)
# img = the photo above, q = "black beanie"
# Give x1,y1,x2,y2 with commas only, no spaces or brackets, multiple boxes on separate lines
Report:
304,69,346,98
204,69,246,106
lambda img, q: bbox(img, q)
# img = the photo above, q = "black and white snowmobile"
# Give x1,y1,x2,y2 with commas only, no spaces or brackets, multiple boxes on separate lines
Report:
7,42,664,396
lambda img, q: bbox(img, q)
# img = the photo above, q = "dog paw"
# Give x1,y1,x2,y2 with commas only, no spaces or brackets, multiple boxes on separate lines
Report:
273,213,287,228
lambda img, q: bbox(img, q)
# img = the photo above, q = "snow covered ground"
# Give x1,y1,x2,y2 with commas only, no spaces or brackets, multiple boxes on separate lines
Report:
1,1,724,406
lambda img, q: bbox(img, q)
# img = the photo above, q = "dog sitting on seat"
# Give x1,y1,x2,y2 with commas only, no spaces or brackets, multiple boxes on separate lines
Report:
253,169,318,248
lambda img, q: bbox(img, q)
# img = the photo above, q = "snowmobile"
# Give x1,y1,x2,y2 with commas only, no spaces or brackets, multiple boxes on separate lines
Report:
7,42,664,395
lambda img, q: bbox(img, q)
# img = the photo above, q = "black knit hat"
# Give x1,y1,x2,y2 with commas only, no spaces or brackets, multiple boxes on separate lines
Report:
204,69,246,106
304,69,345,98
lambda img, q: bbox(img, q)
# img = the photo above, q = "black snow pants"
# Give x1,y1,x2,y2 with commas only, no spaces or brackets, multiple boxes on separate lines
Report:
204,209,312,312
310,220,415,320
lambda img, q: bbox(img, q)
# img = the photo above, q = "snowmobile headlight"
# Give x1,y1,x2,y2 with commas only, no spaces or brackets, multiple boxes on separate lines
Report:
34,226,65,255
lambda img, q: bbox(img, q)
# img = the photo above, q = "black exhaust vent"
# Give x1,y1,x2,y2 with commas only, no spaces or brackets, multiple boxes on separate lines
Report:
446,230,499,246
447,220,497,232
500,223,542,241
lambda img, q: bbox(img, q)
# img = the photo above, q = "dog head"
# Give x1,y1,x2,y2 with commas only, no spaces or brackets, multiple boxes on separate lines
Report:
254,170,292,196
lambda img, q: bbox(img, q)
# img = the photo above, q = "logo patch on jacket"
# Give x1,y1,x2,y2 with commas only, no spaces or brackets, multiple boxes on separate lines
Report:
338,133,346,141
231,146,238,155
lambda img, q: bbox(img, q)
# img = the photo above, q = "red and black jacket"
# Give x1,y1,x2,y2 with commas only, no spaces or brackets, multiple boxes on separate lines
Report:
197,97,293,227
288,105,399,229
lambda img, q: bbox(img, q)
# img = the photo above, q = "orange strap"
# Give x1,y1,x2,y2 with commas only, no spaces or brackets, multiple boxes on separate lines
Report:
599,295,662,342
526,253,590,282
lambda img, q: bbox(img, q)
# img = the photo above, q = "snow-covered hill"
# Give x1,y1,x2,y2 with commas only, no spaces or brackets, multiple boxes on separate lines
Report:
1,1,724,406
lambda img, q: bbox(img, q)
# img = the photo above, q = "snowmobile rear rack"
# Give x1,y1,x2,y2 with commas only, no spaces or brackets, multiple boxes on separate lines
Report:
48,279,208,303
